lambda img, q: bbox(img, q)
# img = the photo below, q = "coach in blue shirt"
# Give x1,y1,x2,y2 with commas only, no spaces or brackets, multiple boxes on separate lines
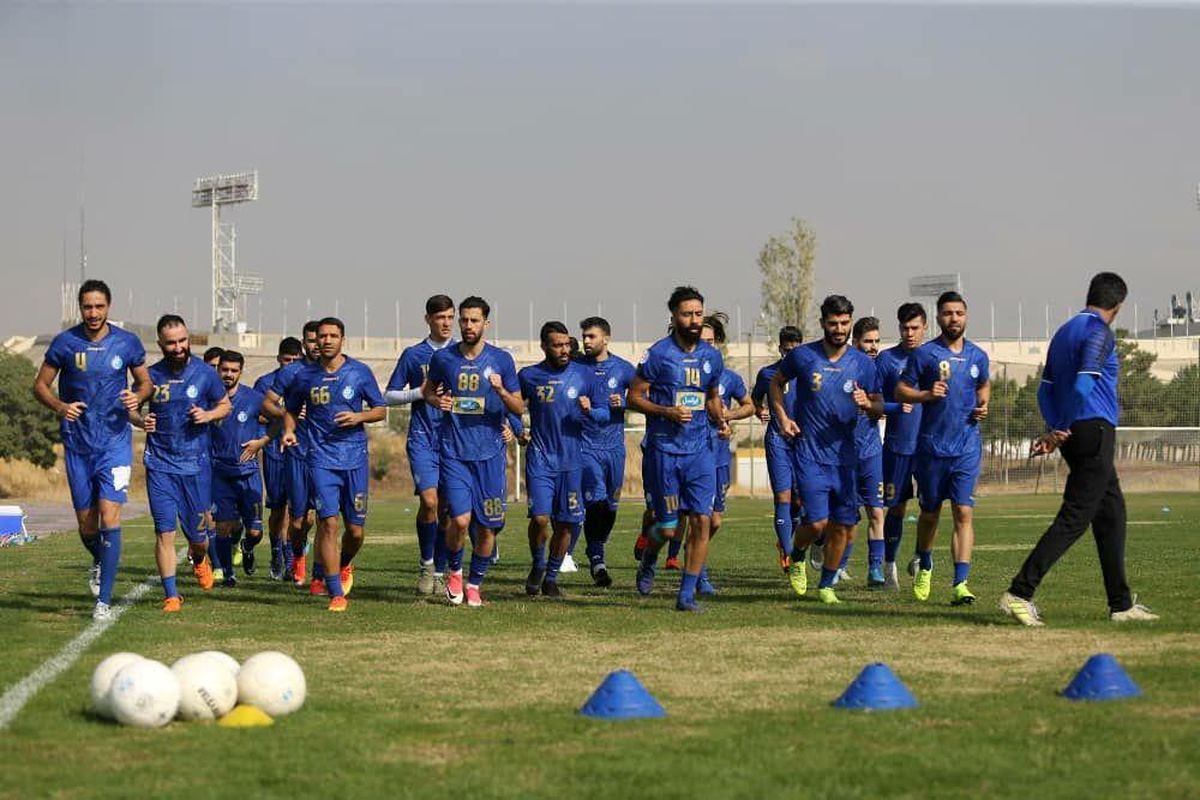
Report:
1000,272,1158,626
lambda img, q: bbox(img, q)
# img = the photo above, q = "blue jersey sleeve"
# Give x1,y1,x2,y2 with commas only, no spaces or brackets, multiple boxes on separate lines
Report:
126,336,147,368
862,357,883,395
975,350,990,386
500,352,519,394
900,348,924,389
203,369,225,407
586,372,610,424
43,338,66,370
779,348,803,382
728,371,748,402
1078,325,1114,377
636,349,657,383
358,363,384,407
751,368,772,406
284,377,306,415
705,350,724,391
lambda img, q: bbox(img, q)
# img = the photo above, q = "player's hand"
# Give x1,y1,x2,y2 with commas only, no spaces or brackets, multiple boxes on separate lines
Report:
930,380,949,399
501,423,515,444
518,430,531,446
142,412,157,433
971,401,989,422
1030,431,1067,456
239,439,265,462
578,395,592,412
756,406,770,424
280,430,299,449
851,382,870,410
608,393,623,408
187,405,212,425
488,373,504,391
901,403,913,414
118,389,140,413
60,400,87,421
664,406,692,425
434,388,454,412
780,418,801,439
717,421,732,440
334,411,360,428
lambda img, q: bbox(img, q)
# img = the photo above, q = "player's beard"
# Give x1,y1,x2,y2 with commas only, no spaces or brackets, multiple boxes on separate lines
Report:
167,346,190,368
83,314,107,333
677,325,701,345
941,324,965,343
824,331,848,349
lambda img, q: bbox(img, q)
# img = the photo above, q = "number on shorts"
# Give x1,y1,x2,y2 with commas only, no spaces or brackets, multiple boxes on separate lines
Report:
885,482,896,502
876,481,885,502
663,495,679,512
482,497,504,518
567,491,578,510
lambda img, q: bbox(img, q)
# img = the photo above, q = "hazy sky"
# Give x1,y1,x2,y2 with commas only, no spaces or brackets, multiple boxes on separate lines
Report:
3,2,1199,341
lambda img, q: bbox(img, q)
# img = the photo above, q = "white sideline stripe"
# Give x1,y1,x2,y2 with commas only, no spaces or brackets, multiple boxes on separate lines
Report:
0,548,184,731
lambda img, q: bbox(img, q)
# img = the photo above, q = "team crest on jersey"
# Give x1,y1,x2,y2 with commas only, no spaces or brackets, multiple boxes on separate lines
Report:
342,385,354,400
237,411,249,423
482,366,494,379
718,384,726,397
186,385,199,399
566,386,578,399
110,355,123,370
969,364,980,379
607,376,618,389
842,379,854,394
702,361,712,374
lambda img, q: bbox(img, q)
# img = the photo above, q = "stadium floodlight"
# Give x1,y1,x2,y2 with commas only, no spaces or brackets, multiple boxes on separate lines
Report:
191,171,262,332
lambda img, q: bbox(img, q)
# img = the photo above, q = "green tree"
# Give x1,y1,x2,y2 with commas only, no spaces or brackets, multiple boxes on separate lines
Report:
758,217,816,337
1115,334,1163,427
0,352,59,468
1162,364,1199,426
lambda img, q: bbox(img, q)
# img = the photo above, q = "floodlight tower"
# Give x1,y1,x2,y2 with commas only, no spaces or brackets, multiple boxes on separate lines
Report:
191,170,262,332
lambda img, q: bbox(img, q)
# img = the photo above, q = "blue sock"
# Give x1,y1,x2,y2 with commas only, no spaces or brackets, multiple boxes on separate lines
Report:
325,571,344,598
162,575,178,599
469,553,491,587
699,565,710,583
679,571,699,600
546,555,564,583
868,539,885,570
416,520,438,563
271,538,283,559
819,567,839,589
312,560,326,580
667,536,684,559
215,536,234,577
80,532,101,564
433,533,448,573
953,561,970,586
883,514,904,562
585,537,604,566
773,503,793,553
530,541,546,571
567,524,582,557
838,542,854,571
918,550,933,571
448,547,464,573
282,541,294,572
97,528,121,605
206,531,219,568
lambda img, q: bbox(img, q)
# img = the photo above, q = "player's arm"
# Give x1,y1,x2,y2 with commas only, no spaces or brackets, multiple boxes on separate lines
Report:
579,376,610,424
337,370,387,427
128,363,153,404
751,371,771,423
190,394,232,425
896,376,942,404
725,388,756,423
384,352,423,406
261,388,287,420
628,374,689,424
706,384,731,439
768,371,800,438
489,359,525,415
972,379,991,422
31,362,85,421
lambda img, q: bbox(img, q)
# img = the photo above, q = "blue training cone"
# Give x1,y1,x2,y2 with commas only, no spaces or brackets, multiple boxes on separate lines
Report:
833,663,918,711
579,670,666,720
1062,653,1141,702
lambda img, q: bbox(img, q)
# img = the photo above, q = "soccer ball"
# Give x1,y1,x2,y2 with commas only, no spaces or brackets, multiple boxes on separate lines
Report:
109,659,180,728
90,652,144,720
197,650,240,678
236,651,306,717
172,653,238,721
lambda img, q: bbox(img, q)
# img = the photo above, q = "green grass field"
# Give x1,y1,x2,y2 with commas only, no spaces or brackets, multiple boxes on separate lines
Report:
1,493,1197,799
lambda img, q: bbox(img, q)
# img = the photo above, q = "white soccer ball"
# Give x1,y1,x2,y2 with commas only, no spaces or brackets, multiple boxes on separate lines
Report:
172,653,238,721
197,650,240,678
109,659,180,728
236,651,306,717
90,652,144,720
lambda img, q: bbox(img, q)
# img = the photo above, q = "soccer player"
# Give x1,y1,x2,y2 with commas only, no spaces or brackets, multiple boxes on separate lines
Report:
1002,272,1158,625
578,316,636,587
33,279,151,620
519,321,608,598
770,295,881,605
200,346,224,576
628,286,728,613
253,336,303,579
210,350,270,586
422,296,523,607
136,315,231,612
896,291,990,605
875,303,927,590
751,326,803,572
850,316,887,588
280,317,386,612
385,294,456,596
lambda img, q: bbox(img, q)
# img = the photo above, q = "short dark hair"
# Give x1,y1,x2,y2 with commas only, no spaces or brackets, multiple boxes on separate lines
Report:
459,296,491,319
219,350,245,367
302,319,321,337
156,314,186,336
778,326,803,346
426,294,454,315
897,302,927,324
936,291,966,311
853,316,880,341
703,311,729,344
1086,272,1128,310
203,346,225,363
579,316,611,336
317,317,345,335
78,279,111,305
820,295,854,319
540,320,569,344
668,286,704,312
278,337,303,357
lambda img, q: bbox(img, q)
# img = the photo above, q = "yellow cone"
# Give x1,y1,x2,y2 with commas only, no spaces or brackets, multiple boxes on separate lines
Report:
218,704,274,728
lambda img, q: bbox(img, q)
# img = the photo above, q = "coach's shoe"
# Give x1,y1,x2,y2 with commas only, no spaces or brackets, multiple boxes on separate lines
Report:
776,543,791,573
194,559,215,591
466,585,485,608
162,596,183,613
525,566,547,596
328,596,348,613
867,565,885,589
540,579,564,600
446,572,465,606
417,561,436,595
664,556,682,571
339,565,355,596
241,541,256,576
92,601,113,622
675,594,704,613
1111,597,1159,622
817,587,841,605
633,533,649,562
309,577,326,597
292,556,307,588
883,562,900,591
951,582,976,606
269,549,284,581
88,564,101,598
912,568,932,602
636,563,656,597
787,561,808,597
998,591,1044,627
591,563,613,588
560,553,578,573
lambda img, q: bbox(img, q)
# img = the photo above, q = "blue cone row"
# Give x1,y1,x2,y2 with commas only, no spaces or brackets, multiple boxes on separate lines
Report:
833,663,918,711
579,670,666,720
1062,653,1142,702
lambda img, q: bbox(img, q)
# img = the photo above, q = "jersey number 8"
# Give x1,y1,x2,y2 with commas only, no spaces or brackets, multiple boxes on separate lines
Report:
938,360,952,381
458,373,481,392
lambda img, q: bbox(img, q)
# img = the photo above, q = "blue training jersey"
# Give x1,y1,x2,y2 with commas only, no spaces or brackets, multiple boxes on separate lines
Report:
752,360,797,446
519,360,609,473
386,337,455,446
901,337,990,458
580,353,636,454
778,341,882,466
637,336,723,456
1041,311,1120,429
272,359,317,458
252,370,284,462
283,356,384,471
43,324,146,456
143,356,226,475
713,369,748,468
876,345,923,456
211,384,267,476
427,342,520,462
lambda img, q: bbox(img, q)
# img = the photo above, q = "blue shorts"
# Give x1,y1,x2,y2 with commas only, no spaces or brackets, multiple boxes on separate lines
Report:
147,469,210,544
286,451,315,518
882,449,916,508
527,466,584,524
765,432,795,497
441,452,506,531
642,446,716,526
857,452,884,509
263,454,288,510
915,451,979,512
312,464,369,526
64,447,132,511
581,448,625,510
794,456,858,527
213,470,264,531
407,436,440,494
713,463,731,513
